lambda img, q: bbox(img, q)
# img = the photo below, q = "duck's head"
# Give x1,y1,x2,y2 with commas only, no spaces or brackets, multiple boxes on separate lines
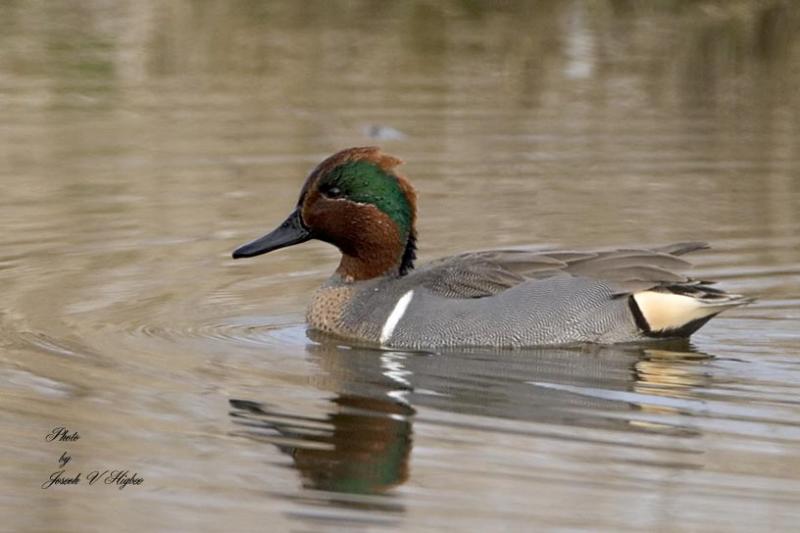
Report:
232,147,417,281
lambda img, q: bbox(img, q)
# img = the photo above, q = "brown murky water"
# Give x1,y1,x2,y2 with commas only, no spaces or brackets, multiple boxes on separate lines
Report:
2,1,800,531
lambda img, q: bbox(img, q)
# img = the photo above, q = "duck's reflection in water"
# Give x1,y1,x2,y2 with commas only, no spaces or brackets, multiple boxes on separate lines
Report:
230,335,714,507
230,393,412,497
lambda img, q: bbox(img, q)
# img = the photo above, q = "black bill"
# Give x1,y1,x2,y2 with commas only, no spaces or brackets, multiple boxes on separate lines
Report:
232,209,311,259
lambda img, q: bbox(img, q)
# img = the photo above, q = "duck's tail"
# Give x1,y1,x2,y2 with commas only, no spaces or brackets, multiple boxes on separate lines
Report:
630,284,753,338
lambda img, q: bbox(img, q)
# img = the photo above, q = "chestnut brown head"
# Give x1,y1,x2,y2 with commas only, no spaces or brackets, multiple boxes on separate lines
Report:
233,147,417,281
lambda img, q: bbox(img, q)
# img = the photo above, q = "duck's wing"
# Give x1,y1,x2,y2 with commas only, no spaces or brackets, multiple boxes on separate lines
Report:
412,241,712,299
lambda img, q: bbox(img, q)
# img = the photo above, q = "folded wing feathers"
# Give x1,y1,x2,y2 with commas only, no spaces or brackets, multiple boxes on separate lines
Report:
566,252,692,273
418,242,735,301
420,259,526,298
649,241,710,256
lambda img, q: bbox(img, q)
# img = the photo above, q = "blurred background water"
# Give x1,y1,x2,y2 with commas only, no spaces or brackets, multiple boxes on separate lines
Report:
1,1,799,531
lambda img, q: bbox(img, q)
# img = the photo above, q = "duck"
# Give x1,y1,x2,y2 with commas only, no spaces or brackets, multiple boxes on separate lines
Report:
232,147,751,348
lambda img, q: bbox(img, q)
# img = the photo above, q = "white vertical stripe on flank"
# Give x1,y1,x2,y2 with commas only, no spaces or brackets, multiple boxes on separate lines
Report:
380,290,414,345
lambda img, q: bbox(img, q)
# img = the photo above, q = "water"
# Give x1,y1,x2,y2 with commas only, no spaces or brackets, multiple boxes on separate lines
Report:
2,1,800,531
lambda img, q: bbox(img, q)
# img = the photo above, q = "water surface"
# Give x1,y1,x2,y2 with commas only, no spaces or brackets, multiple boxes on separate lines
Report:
2,1,800,531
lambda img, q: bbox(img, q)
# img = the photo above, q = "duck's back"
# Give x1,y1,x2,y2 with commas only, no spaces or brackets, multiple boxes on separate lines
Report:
311,242,750,348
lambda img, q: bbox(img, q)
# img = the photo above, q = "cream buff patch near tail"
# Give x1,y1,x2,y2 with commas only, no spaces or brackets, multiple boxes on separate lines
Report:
633,290,724,332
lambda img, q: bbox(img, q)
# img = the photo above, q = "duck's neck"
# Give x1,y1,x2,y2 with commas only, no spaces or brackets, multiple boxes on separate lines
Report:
335,230,416,282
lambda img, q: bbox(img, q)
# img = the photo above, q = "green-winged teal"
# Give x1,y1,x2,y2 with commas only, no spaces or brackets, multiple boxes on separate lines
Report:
233,147,751,348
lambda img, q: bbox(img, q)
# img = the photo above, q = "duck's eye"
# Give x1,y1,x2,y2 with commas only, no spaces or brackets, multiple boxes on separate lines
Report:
323,186,343,199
